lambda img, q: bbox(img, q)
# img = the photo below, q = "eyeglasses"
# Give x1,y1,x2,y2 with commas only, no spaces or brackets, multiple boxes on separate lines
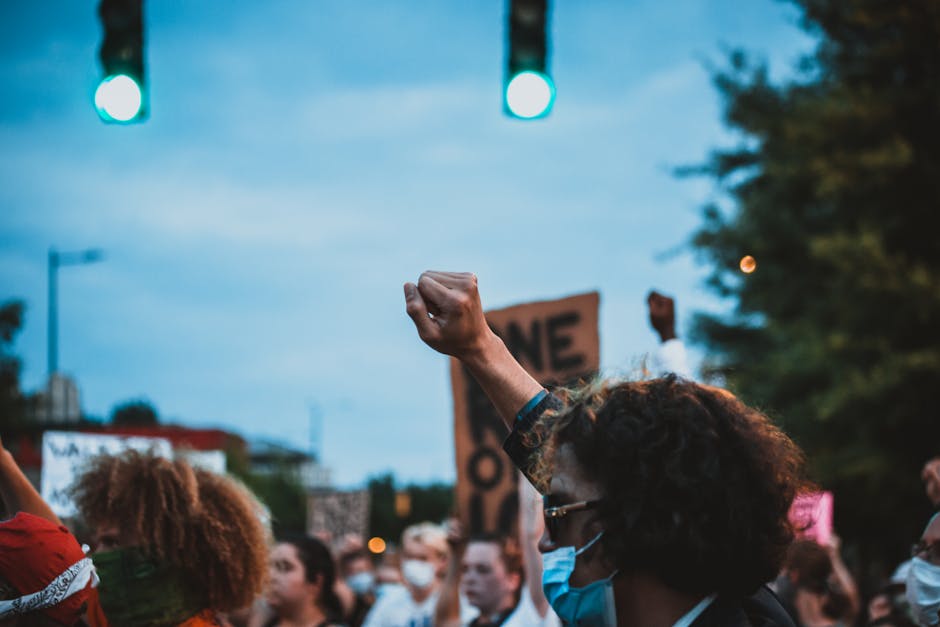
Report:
542,497,603,541
912,540,940,565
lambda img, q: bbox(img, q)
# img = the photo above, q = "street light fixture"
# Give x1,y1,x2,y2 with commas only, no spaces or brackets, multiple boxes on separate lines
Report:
48,248,105,379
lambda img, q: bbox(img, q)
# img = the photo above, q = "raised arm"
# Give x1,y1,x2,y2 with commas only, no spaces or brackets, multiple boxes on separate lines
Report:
433,518,466,627
518,474,551,617
404,272,542,428
0,435,63,525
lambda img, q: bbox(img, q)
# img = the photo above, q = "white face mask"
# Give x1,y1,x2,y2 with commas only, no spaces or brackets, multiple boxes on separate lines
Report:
346,571,375,595
908,556,940,625
402,559,436,589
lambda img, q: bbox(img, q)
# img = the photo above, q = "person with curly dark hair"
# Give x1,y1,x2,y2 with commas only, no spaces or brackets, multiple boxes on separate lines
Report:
404,271,809,627
71,450,270,627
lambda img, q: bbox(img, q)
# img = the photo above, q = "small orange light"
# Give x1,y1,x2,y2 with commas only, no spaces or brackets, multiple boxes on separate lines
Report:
367,537,387,554
739,255,757,274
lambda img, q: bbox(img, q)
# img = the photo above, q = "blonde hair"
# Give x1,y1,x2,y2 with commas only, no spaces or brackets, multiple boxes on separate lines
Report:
401,522,448,560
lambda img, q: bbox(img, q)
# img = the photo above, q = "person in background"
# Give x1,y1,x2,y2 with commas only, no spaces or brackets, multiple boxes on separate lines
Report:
0,512,97,627
647,290,693,379
922,460,940,510
404,271,808,626
907,513,940,626
337,540,377,627
436,477,558,627
0,436,102,627
362,522,452,627
262,535,346,627
71,450,270,627
775,538,859,627
867,582,916,627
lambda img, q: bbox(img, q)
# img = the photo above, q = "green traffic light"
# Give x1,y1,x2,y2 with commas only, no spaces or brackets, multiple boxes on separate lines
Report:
505,71,555,119
94,74,143,122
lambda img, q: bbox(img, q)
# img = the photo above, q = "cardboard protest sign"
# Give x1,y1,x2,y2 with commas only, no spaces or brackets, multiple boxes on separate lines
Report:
451,292,600,534
41,431,173,518
307,489,371,540
789,491,834,546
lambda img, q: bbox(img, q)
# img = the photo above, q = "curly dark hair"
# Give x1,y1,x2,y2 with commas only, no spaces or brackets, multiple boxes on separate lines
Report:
71,450,269,612
533,374,808,597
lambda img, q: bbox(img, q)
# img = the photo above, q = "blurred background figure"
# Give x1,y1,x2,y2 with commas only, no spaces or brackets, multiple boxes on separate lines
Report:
0,512,97,627
72,450,270,627
362,522,450,627
922,460,940,510
647,290,692,379
260,536,346,627
436,478,558,626
775,537,859,627
867,582,916,627
337,536,377,627
907,513,940,626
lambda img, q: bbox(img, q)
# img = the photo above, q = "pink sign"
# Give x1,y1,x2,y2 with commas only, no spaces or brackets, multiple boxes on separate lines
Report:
788,491,833,546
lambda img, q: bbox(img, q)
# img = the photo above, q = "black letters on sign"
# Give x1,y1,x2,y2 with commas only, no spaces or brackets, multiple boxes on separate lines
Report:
547,311,584,371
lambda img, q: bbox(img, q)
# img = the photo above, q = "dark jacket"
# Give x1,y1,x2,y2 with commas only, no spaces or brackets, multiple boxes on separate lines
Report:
691,588,797,627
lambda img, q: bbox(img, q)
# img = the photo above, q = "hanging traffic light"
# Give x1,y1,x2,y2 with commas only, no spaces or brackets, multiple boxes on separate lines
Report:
95,0,146,123
505,0,554,119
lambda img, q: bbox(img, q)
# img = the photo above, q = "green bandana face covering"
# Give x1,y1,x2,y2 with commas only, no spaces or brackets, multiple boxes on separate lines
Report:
91,547,202,627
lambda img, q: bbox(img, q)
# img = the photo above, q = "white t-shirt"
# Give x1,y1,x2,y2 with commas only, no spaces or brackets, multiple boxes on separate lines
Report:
363,584,477,627
467,588,561,627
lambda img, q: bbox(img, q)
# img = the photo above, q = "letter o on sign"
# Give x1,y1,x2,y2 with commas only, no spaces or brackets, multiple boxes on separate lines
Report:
468,447,504,490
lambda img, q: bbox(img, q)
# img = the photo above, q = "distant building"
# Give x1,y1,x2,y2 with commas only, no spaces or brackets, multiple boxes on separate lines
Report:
32,374,81,424
249,440,332,490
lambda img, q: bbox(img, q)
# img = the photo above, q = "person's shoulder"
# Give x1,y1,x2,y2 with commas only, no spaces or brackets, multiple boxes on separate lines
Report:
501,588,560,627
692,587,796,627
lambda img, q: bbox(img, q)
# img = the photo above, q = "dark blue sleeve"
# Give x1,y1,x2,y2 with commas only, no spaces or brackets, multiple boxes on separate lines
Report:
502,390,563,494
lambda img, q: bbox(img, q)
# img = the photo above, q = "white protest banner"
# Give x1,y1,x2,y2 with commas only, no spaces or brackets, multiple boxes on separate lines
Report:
176,449,227,475
41,431,173,518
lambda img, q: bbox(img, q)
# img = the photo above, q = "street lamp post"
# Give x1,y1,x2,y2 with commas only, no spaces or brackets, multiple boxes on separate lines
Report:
47,248,104,379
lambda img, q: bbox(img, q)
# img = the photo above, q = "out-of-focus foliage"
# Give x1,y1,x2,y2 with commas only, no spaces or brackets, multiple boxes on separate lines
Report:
0,301,28,429
110,399,160,426
687,0,940,577
367,473,453,543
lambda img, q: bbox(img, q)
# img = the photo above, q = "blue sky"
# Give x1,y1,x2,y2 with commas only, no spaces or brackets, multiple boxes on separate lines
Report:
0,1,815,487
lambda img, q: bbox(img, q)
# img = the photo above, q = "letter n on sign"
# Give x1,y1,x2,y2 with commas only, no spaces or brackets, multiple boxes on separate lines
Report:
450,291,600,534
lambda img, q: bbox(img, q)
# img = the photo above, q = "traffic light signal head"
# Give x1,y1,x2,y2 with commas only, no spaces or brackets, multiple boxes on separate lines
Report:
505,0,554,119
96,0,146,123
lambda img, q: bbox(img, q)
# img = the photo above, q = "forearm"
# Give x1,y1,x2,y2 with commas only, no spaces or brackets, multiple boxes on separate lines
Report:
518,477,550,616
829,554,859,620
434,559,464,627
0,448,62,525
460,332,543,430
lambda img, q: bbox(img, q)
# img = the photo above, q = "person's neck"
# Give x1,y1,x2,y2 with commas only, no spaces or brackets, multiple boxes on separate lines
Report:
613,573,706,627
408,580,439,604
476,594,517,624
277,602,327,627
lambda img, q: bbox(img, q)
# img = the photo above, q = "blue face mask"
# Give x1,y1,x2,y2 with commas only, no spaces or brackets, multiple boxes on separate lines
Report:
541,531,617,626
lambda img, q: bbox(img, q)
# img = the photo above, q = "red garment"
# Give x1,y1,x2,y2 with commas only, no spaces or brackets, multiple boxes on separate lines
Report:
0,511,95,626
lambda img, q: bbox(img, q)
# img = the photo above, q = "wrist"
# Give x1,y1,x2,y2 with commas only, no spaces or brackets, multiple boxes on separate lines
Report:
459,330,506,372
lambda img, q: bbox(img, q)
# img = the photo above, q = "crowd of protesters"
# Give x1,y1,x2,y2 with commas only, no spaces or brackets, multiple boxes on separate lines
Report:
0,270,938,626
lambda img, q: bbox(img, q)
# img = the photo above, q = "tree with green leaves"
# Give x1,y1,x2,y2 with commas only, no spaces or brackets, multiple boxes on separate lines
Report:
367,473,453,543
0,301,29,429
687,0,940,577
110,398,160,426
